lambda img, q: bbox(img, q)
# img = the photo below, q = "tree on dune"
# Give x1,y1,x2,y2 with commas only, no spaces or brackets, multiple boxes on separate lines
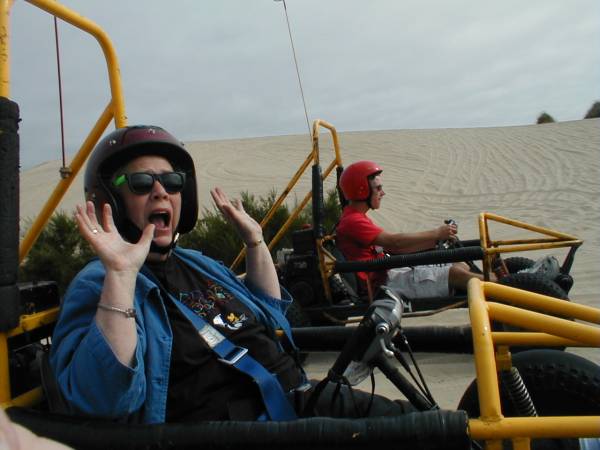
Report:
584,101,600,119
536,112,555,124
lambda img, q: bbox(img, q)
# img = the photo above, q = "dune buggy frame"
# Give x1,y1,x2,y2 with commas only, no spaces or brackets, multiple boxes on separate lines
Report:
229,117,582,324
1,1,598,449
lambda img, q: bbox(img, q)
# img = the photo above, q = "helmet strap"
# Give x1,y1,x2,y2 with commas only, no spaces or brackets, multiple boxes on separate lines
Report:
365,188,373,210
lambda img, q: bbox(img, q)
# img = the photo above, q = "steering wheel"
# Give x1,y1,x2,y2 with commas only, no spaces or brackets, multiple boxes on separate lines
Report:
435,219,483,274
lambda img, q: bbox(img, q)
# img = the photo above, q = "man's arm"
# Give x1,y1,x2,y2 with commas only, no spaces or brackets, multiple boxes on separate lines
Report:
373,223,457,254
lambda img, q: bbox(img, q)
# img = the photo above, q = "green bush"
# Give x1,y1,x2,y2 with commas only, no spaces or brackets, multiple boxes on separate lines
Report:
19,211,95,295
536,112,555,124
20,188,342,292
584,101,600,119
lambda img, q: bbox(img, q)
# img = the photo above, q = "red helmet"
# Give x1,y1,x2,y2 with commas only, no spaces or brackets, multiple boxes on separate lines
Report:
84,125,198,237
339,160,383,201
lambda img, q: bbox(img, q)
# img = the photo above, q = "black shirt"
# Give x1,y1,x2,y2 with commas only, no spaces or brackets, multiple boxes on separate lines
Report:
145,254,302,422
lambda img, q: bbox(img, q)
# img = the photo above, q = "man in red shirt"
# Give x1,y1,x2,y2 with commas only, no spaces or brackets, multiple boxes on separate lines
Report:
336,160,492,301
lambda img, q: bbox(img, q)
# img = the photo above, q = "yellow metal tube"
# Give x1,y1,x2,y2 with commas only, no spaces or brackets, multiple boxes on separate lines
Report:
19,103,114,262
467,279,503,421
485,241,582,255
482,212,579,241
1,387,43,409
488,302,600,346
266,188,312,250
25,0,127,127
490,238,579,246
484,282,600,324
491,332,585,348
6,307,59,338
469,416,600,440
312,119,343,167
512,438,532,450
0,333,9,404
0,0,15,98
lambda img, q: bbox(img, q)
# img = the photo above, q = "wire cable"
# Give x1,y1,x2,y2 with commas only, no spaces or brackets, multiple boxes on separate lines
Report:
276,0,312,141
53,16,67,172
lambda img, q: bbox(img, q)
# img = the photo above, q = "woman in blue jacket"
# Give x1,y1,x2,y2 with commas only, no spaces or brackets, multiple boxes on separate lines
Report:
50,125,409,424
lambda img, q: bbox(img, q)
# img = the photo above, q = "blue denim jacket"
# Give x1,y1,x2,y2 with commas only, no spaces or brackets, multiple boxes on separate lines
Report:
49,247,293,424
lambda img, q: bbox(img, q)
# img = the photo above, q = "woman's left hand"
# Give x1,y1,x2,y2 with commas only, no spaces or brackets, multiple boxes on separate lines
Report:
211,187,263,246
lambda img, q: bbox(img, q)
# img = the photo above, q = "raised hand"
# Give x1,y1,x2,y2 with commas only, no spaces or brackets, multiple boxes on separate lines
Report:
74,201,155,273
210,187,263,246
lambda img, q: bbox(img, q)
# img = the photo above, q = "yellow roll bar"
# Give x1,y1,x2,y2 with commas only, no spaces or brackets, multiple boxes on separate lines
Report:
0,0,128,262
478,212,582,278
467,279,600,447
1,0,127,407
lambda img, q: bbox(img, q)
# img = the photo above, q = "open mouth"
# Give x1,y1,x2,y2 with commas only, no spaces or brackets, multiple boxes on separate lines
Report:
148,211,171,229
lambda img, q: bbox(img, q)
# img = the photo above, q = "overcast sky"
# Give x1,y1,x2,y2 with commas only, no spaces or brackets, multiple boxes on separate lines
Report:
11,0,600,169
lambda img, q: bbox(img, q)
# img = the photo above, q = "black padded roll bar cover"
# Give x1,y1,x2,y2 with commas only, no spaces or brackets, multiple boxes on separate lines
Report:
0,97,21,331
0,285,20,331
335,165,347,208
457,239,481,248
7,407,471,449
334,246,484,273
312,164,325,238
291,325,474,354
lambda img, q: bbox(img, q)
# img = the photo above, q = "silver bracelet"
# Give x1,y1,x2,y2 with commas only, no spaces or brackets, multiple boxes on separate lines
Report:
97,303,136,319
243,238,264,249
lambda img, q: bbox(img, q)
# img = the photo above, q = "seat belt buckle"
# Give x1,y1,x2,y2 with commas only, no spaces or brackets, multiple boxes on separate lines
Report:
218,346,249,365
290,381,312,414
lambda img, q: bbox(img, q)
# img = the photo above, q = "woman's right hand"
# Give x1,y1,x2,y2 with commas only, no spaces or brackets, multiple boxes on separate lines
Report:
74,201,155,274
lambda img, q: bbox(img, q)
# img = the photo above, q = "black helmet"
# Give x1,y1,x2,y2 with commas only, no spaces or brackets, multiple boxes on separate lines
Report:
84,125,198,242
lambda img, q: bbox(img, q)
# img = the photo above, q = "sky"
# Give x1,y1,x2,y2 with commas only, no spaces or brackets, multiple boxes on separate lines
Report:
11,0,600,169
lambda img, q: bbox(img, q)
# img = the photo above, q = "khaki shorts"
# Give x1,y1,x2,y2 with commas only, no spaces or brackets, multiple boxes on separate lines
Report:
385,265,450,300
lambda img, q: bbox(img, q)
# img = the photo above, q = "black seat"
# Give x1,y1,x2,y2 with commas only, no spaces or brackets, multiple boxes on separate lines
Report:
40,351,69,415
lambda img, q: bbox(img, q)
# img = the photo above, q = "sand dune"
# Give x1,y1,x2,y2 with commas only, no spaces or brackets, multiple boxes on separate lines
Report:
20,119,600,305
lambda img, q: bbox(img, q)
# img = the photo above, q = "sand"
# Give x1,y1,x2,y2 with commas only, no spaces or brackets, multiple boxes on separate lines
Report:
20,118,600,306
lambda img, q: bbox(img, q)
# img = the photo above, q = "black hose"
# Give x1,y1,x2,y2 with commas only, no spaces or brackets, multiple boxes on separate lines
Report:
0,97,21,331
312,164,324,239
7,407,471,450
334,247,484,273
291,325,474,354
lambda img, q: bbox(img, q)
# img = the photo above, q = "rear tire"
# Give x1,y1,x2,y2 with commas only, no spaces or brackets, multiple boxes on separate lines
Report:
286,300,312,328
285,301,311,364
494,272,569,352
458,350,600,450
503,256,535,273
499,272,567,300
288,278,317,308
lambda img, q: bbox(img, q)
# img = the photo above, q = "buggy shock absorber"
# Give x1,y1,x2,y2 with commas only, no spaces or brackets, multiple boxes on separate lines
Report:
499,367,538,417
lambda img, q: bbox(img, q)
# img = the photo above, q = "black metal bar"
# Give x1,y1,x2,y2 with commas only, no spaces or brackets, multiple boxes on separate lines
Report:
0,97,21,331
334,247,484,273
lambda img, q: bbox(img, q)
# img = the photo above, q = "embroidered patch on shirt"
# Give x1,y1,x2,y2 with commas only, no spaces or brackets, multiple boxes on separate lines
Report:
178,279,248,330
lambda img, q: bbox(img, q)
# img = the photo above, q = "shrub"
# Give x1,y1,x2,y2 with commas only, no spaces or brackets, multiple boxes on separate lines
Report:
20,188,342,290
584,101,600,119
19,211,95,295
536,112,555,124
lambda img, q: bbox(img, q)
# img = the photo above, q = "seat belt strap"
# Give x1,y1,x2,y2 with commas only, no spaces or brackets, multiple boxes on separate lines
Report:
170,297,297,421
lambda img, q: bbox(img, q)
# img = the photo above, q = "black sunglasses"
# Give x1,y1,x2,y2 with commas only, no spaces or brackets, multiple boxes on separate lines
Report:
112,171,186,195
